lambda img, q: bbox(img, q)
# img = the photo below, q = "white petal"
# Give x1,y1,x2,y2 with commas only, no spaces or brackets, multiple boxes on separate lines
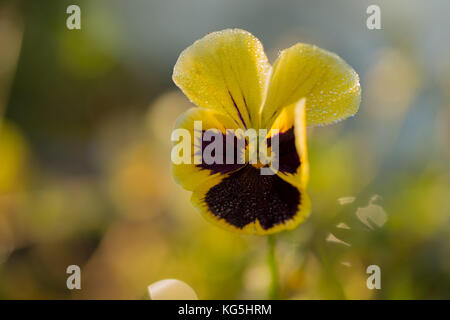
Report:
148,279,198,300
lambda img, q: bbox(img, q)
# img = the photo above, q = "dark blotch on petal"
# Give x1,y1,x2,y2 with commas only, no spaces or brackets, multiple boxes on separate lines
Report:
268,127,301,174
196,130,246,174
204,166,301,230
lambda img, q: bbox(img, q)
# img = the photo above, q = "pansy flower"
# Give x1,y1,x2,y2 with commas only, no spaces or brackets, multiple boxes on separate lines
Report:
171,29,361,235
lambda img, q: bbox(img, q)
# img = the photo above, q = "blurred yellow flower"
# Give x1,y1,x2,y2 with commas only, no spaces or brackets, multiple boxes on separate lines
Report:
0,121,29,194
171,29,361,235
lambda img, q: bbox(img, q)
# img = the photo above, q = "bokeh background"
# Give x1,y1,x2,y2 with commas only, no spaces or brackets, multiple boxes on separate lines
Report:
0,0,449,299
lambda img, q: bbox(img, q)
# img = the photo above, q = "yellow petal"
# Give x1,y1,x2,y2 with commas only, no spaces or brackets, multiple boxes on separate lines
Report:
191,164,311,236
261,43,361,128
268,99,309,189
173,29,271,129
171,108,244,191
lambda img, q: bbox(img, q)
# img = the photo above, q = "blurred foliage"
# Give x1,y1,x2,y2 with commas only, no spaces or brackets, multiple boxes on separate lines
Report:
0,0,449,299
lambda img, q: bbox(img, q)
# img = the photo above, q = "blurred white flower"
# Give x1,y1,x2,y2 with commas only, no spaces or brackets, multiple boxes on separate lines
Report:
148,279,198,300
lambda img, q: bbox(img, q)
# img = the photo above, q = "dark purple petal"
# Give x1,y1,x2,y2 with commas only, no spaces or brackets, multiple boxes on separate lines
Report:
196,130,246,174
268,127,301,174
204,165,301,230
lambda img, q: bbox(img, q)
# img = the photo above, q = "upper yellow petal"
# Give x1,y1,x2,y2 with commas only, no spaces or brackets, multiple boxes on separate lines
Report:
261,43,361,128
172,29,271,129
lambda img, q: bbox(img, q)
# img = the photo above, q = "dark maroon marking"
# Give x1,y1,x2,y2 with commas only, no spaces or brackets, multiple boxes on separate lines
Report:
196,130,246,174
267,127,301,174
204,165,301,230
242,94,251,124
228,90,247,129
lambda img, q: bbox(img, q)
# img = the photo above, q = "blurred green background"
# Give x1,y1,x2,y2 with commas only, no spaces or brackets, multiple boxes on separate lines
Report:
0,0,449,299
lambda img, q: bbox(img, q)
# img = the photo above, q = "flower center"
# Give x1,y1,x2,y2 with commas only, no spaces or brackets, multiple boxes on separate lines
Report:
245,143,272,169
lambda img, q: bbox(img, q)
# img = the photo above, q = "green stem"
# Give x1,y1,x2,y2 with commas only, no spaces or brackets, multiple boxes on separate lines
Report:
267,235,279,300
